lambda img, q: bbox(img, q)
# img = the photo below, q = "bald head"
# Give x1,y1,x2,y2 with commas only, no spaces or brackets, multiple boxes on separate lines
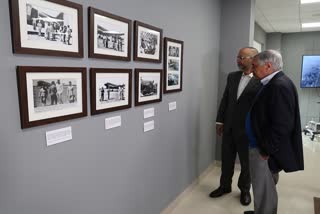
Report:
237,47,258,73
240,47,258,56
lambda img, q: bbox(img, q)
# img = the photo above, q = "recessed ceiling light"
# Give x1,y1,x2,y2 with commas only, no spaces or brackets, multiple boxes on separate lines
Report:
301,0,320,4
302,22,320,28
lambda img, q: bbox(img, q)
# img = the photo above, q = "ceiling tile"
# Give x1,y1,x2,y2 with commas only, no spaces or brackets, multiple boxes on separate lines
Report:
256,0,299,9
254,0,319,33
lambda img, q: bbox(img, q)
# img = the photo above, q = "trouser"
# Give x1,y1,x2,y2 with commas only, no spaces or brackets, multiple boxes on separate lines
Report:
220,132,250,192
51,94,57,105
249,148,279,214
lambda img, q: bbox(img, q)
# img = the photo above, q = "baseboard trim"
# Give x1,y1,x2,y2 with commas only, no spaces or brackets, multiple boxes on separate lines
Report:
214,160,221,167
161,162,216,214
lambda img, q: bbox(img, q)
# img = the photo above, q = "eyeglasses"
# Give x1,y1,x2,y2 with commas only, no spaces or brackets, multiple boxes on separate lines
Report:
237,56,253,60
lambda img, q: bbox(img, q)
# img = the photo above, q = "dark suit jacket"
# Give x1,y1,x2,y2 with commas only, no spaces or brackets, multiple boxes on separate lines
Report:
217,71,261,138
250,71,304,173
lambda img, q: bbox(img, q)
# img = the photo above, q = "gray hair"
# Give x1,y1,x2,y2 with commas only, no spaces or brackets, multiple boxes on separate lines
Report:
255,49,283,71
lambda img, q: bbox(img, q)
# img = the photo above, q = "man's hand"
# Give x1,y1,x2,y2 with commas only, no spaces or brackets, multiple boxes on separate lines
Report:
260,155,269,160
216,124,224,136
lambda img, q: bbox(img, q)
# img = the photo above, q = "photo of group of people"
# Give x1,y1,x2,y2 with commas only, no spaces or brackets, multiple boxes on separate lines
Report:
134,21,162,63
17,66,86,129
33,79,77,112
92,70,131,114
139,31,158,55
98,83,126,103
96,74,129,108
169,46,180,57
89,8,130,60
96,25,125,52
26,3,74,45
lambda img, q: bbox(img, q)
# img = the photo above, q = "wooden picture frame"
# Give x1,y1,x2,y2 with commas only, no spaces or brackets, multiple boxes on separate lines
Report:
9,0,84,57
135,69,162,106
134,21,162,63
164,37,184,93
88,7,131,61
16,66,87,128
90,68,132,115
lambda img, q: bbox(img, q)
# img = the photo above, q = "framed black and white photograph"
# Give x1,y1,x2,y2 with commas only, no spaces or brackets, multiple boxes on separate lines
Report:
88,7,131,61
134,21,162,63
90,68,132,115
16,66,87,129
9,0,83,57
164,37,184,93
135,69,162,106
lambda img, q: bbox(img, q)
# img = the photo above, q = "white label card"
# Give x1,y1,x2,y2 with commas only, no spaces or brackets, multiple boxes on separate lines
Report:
46,126,72,146
169,102,177,111
105,116,122,130
144,120,154,132
144,107,155,119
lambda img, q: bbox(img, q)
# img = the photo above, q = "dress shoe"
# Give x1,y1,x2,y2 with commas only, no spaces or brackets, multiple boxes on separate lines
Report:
209,186,231,198
243,211,254,214
240,191,251,206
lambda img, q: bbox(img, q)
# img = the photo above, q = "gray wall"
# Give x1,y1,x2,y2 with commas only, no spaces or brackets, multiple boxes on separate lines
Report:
0,0,221,214
254,23,267,50
280,32,320,126
215,0,255,160
266,33,282,51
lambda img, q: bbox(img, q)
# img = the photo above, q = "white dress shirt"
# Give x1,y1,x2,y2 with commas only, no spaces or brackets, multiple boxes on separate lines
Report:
261,70,281,86
237,72,253,99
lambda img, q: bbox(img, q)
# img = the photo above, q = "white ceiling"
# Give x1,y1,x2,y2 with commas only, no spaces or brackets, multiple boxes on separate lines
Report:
255,0,320,33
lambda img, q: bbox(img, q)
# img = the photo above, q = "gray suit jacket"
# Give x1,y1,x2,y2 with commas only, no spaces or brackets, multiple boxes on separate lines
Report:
216,71,261,137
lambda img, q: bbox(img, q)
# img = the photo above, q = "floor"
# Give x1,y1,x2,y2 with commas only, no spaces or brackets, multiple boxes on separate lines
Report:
169,134,320,214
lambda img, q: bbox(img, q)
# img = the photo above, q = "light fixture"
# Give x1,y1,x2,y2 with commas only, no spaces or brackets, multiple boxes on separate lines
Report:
301,0,320,4
302,22,320,28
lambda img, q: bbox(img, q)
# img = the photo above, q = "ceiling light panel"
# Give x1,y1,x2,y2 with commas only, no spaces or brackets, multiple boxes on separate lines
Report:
302,22,320,27
301,0,320,4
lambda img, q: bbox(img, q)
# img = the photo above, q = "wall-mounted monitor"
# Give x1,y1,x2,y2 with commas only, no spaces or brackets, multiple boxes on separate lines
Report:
301,55,320,88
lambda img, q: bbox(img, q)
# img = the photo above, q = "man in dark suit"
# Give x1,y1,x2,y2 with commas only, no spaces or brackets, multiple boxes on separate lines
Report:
244,50,304,214
209,47,261,206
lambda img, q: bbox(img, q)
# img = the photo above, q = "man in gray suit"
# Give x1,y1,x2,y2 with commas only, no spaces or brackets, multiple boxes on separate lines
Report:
209,47,261,206
244,50,304,214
